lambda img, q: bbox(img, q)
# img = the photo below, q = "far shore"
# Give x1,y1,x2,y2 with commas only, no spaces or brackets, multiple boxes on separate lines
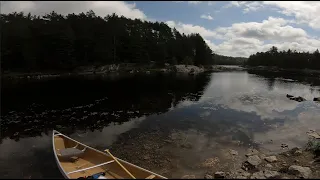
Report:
2,64,320,80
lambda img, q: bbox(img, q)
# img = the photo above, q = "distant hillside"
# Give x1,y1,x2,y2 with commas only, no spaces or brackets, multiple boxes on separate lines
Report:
213,54,247,65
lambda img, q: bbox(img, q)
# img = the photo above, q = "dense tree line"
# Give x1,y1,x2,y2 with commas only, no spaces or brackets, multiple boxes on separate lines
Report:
213,54,247,65
0,11,215,72
246,46,320,70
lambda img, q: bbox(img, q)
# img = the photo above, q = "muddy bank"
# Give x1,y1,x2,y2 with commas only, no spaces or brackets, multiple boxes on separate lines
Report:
109,128,320,179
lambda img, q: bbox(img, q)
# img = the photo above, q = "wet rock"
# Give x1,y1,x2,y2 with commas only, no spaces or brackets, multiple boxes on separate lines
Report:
294,150,303,156
264,156,278,163
251,171,266,179
265,164,273,168
246,149,259,157
264,170,280,179
247,155,262,166
288,165,311,179
214,171,225,179
281,144,289,149
204,174,213,179
236,176,247,179
230,149,238,156
306,130,320,139
181,175,196,179
235,170,251,178
313,97,320,101
242,162,254,171
286,94,294,98
289,96,306,102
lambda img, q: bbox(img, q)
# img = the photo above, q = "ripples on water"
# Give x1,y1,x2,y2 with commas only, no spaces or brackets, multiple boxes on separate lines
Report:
1,69,320,178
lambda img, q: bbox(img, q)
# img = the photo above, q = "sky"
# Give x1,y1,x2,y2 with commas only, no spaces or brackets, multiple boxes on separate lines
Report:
1,1,320,57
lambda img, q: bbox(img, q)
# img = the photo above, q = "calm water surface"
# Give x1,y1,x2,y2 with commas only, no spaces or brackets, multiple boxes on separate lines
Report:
1,69,320,178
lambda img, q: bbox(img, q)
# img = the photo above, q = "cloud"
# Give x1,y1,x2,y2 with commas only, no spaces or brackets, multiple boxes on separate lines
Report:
262,1,320,30
188,1,202,5
208,2,215,6
0,1,147,19
200,14,214,20
223,1,320,30
166,16,320,57
165,20,219,39
224,1,264,13
216,17,307,42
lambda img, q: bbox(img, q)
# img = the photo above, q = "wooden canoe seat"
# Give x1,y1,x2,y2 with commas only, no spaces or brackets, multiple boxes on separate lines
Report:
145,174,156,179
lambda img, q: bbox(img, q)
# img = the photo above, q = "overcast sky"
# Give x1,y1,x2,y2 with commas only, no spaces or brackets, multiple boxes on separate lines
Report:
1,1,320,57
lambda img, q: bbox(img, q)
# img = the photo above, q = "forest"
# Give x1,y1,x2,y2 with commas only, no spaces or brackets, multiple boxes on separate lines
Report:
213,54,247,65
246,46,320,70
0,11,215,72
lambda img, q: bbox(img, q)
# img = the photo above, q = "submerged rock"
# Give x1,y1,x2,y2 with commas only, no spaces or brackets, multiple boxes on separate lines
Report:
246,149,259,157
288,165,311,179
181,175,196,179
230,149,239,156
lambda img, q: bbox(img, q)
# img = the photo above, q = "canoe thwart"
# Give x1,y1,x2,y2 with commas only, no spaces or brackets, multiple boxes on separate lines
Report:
67,160,115,175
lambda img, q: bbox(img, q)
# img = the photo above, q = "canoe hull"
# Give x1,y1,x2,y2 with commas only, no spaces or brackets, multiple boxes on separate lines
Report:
52,130,167,179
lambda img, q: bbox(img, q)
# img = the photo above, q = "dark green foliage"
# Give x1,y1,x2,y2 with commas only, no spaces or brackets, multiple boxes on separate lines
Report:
1,11,215,72
246,46,320,70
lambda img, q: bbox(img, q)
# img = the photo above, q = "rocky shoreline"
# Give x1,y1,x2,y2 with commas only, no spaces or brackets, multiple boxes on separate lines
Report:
1,63,216,80
110,127,320,179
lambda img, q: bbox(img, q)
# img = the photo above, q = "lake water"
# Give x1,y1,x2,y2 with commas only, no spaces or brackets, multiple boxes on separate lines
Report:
1,68,320,178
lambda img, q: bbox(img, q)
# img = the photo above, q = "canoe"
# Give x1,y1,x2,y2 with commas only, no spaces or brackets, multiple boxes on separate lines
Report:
52,130,167,179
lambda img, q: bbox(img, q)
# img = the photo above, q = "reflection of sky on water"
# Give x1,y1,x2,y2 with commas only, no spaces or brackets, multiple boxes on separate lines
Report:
173,72,320,152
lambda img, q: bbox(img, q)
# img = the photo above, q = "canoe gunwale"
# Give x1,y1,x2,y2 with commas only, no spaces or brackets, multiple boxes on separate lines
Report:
52,130,70,179
52,129,167,179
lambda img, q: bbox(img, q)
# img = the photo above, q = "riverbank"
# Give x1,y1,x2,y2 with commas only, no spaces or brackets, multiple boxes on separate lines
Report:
243,66,320,76
1,63,215,79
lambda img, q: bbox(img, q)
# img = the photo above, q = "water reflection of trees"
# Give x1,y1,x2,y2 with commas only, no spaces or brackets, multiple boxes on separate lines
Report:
247,69,320,87
0,73,211,141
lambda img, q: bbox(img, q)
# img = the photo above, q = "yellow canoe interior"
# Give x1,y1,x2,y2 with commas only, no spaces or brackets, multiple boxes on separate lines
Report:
53,131,166,179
